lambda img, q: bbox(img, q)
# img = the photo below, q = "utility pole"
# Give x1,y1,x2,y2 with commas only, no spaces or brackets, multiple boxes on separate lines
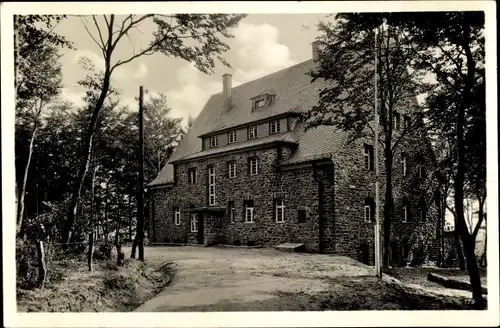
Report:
138,86,145,261
374,26,382,278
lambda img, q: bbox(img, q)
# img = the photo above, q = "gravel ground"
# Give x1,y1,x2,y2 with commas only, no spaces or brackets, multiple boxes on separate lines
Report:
129,246,475,311
130,246,373,311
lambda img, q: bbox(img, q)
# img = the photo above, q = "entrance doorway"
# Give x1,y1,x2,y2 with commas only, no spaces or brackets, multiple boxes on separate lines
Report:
197,213,204,244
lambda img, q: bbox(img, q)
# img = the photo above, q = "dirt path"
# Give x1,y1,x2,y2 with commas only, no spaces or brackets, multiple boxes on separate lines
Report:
129,246,373,312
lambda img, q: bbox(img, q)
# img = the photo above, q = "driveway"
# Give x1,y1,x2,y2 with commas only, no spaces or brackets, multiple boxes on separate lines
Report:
131,246,373,312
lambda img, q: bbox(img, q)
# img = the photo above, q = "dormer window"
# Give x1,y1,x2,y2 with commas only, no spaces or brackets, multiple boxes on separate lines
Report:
251,92,275,111
254,98,266,109
210,136,218,148
270,120,280,134
248,126,258,139
228,131,236,144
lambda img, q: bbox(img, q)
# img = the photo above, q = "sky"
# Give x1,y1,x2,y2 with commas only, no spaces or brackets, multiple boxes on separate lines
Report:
54,14,330,126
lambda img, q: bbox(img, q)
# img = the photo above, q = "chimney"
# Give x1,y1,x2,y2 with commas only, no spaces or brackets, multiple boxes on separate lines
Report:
311,40,320,61
223,73,232,112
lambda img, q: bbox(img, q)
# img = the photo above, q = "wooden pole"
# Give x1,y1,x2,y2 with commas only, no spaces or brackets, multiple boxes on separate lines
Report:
36,241,46,288
374,26,382,278
138,86,145,261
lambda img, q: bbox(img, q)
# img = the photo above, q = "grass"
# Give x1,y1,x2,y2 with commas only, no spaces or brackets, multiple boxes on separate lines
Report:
17,258,174,312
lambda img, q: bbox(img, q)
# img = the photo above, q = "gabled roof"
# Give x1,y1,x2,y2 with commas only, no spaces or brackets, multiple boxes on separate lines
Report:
148,59,348,187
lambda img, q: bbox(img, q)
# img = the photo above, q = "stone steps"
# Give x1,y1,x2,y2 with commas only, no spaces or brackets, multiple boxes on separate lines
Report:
274,243,306,253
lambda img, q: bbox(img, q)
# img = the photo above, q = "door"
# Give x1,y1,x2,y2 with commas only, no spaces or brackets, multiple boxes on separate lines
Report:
197,213,204,244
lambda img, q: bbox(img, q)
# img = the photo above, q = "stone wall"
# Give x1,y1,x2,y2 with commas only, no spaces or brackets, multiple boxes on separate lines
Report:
149,127,438,266
149,146,333,252
332,128,439,265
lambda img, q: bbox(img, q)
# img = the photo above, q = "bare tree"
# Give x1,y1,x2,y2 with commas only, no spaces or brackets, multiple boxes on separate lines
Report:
63,14,246,243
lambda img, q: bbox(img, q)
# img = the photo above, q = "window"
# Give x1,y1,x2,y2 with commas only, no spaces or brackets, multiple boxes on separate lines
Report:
190,214,198,232
228,161,236,178
209,136,218,148
393,112,401,131
270,120,280,134
228,131,237,144
275,198,285,223
188,168,196,184
403,199,409,223
418,163,426,178
248,126,258,139
174,207,181,225
297,209,307,223
418,201,427,222
249,157,259,175
364,144,374,171
253,98,266,109
208,166,216,206
364,197,375,223
404,115,411,129
244,199,254,223
228,201,236,223
402,153,407,176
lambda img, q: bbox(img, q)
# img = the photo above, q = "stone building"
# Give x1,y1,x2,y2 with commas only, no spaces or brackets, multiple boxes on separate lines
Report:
147,43,436,265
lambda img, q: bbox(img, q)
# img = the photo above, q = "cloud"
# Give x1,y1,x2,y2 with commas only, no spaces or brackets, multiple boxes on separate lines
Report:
161,22,297,124
59,88,86,107
231,22,296,84
176,62,201,85
132,63,149,80
166,81,221,122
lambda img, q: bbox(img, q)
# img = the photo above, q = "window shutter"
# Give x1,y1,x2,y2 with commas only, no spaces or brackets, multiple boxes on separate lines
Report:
370,147,374,171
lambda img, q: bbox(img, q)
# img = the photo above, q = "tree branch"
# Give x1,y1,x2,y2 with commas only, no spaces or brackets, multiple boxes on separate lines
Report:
81,17,105,53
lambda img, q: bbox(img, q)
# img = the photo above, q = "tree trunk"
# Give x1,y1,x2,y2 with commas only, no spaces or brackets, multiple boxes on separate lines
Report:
454,30,484,309
128,195,132,241
452,213,466,270
88,160,98,271
63,69,112,243
104,188,109,241
131,233,138,259
17,122,39,238
383,146,393,269
88,231,94,271
36,240,46,288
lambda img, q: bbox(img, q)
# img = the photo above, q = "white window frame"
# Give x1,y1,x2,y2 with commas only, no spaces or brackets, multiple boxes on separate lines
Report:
403,204,408,223
245,206,254,223
230,203,236,223
209,136,218,148
189,168,196,184
404,115,411,129
228,131,237,144
190,214,198,232
393,112,401,131
275,198,285,223
418,164,425,178
254,98,266,109
228,162,236,178
208,166,216,206
402,155,407,176
364,204,371,223
364,145,372,170
250,157,259,175
270,120,280,134
248,126,258,139
175,208,181,225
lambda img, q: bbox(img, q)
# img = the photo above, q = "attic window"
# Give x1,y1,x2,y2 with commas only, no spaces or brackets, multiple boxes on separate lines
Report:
254,98,266,109
210,136,218,148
